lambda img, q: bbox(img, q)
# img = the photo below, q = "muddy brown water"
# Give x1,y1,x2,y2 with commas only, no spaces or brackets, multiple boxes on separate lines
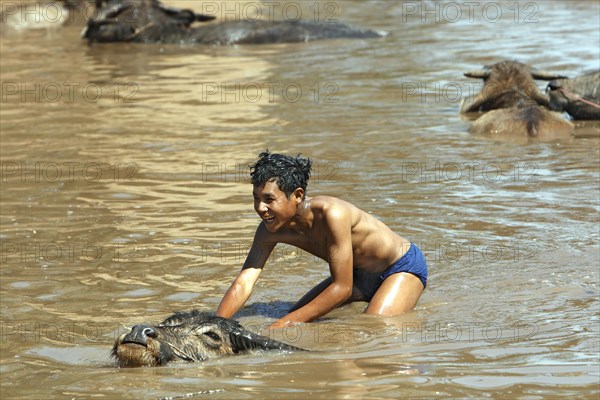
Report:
1,1,599,399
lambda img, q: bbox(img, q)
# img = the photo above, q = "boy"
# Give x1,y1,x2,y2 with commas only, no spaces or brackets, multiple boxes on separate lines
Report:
216,152,427,328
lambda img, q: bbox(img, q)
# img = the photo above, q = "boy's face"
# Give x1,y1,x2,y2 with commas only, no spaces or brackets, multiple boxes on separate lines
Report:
253,180,300,232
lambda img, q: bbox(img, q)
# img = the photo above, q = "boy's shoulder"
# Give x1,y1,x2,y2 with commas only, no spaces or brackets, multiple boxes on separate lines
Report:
310,195,343,206
309,195,363,224
310,195,357,212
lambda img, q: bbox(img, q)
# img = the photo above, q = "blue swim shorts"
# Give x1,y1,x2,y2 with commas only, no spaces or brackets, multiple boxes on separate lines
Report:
353,243,428,301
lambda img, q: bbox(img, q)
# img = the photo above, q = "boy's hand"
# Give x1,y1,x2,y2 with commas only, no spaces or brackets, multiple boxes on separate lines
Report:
268,319,294,330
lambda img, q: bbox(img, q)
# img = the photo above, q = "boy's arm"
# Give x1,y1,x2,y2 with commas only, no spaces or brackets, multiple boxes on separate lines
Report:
216,223,276,318
271,206,353,327
216,267,262,318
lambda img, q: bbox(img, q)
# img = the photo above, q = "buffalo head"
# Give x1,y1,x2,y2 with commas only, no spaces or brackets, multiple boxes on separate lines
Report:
112,310,304,367
461,60,567,113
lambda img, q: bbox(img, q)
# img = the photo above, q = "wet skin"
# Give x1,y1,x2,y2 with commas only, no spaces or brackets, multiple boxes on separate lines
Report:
216,180,425,328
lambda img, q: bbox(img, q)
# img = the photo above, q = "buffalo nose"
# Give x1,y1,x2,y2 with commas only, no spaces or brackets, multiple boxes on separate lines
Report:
141,326,157,338
123,324,158,345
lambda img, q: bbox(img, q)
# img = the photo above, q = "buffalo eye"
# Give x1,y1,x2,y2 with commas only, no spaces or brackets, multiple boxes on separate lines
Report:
203,331,221,341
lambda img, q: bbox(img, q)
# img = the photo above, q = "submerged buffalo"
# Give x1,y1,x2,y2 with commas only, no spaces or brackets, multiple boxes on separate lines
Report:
112,310,303,367
461,60,574,139
547,70,600,120
83,0,386,45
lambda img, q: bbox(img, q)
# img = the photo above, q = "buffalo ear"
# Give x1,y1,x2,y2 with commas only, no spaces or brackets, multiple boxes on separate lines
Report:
195,14,217,22
464,70,490,79
229,331,270,353
531,70,569,81
157,3,217,24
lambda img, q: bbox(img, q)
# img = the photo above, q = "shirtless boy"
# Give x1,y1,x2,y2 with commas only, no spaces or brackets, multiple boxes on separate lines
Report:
216,152,428,328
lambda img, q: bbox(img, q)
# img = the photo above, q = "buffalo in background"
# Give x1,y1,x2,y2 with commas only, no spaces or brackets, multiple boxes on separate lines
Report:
461,60,574,140
83,0,386,45
547,71,600,120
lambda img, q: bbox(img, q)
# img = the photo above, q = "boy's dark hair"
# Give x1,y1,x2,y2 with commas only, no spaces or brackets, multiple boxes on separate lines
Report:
250,151,312,198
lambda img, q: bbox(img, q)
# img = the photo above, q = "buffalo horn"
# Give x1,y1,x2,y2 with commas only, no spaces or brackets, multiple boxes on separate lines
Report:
464,70,490,79
531,70,569,81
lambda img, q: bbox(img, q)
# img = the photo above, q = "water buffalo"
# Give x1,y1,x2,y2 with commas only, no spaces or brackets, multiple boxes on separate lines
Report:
83,0,386,45
461,60,574,139
112,310,303,367
547,71,600,120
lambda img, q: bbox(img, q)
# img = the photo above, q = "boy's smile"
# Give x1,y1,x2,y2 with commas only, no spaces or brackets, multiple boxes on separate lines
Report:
253,180,303,232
